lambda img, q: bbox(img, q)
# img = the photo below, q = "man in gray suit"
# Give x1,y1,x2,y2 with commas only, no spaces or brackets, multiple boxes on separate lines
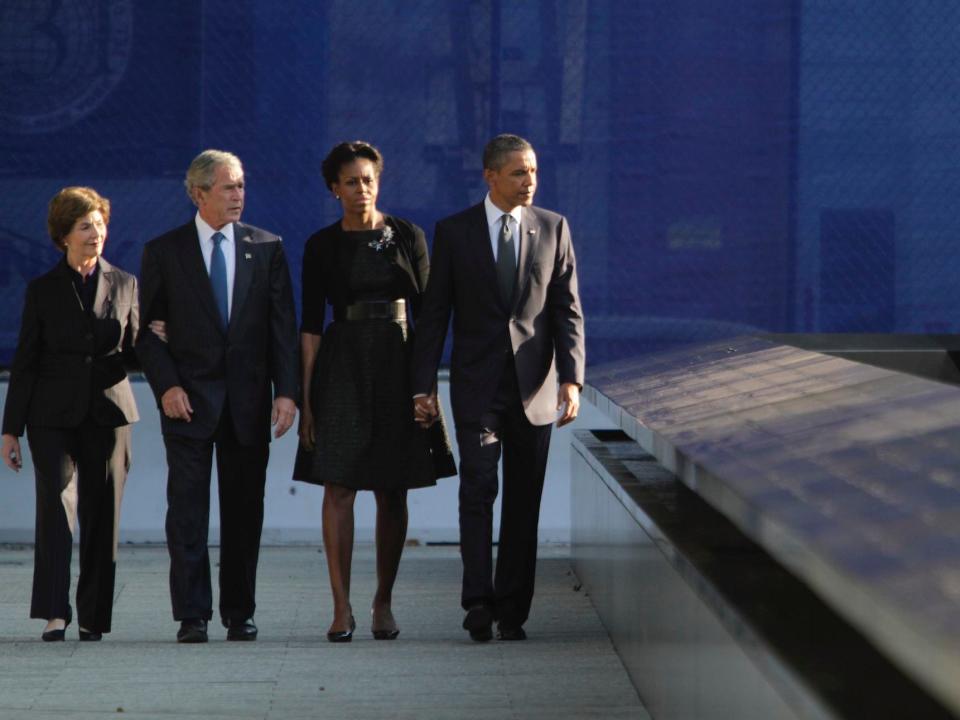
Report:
137,149,299,643
411,134,585,641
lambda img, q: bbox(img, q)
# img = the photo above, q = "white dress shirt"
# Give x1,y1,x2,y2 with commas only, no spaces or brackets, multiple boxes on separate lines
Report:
484,193,521,265
195,213,236,319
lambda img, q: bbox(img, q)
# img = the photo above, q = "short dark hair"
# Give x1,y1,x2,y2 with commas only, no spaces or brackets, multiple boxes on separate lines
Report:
47,187,111,251
482,134,534,171
321,141,384,190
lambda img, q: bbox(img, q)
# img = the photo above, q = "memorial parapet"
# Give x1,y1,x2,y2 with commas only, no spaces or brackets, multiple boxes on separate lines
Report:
585,336,960,715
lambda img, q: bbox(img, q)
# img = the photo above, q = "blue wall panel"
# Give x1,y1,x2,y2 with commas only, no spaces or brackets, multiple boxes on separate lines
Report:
2,1,956,367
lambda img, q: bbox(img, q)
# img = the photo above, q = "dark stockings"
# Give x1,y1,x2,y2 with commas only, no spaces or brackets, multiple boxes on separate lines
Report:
322,484,408,633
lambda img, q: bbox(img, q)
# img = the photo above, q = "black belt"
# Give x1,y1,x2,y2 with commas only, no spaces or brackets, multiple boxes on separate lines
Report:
335,299,406,322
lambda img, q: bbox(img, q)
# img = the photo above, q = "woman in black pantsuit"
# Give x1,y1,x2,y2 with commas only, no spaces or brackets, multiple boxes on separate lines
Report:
1,187,139,641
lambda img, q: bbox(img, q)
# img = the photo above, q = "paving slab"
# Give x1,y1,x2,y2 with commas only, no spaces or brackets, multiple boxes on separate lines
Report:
0,545,649,720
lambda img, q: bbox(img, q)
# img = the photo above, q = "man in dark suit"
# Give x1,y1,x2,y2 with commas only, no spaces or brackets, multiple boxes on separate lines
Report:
136,149,298,643
411,134,585,641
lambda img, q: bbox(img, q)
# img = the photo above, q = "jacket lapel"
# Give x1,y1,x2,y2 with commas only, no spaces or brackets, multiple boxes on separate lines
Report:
515,207,540,311
230,223,254,333
175,222,225,334
469,204,504,309
92,257,113,317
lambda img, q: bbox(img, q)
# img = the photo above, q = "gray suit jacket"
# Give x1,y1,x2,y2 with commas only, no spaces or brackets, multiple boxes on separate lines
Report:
411,203,585,426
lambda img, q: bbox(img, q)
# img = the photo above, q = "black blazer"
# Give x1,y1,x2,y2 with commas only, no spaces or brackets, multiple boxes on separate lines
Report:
300,215,430,334
411,203,585,426
136,220,299,445
2,257,139,436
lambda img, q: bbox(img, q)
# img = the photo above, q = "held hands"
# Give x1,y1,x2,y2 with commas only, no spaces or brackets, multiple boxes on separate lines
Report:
161,386,193,422
150,320,168,343
1,434,22,472
272,397,297,438
413,394,439,428
557,382,580,427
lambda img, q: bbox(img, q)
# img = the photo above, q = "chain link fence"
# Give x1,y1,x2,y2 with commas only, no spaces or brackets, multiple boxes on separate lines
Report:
795,0,960,333
1,1,957,367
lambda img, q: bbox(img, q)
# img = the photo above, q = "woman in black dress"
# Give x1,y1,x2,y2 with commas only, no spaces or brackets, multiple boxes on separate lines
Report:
295,141,454,641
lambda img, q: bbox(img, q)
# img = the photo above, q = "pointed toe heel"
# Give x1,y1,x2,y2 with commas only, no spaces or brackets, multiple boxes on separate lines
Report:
326,615,356,643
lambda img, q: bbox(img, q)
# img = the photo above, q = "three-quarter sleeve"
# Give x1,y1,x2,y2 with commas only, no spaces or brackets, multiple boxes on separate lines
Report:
300,233,327,335
410,223,430,319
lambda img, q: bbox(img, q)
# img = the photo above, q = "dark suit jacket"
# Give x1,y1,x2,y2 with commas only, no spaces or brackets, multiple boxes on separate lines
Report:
2,257,139,436
411,203,585,426
135,220,299,445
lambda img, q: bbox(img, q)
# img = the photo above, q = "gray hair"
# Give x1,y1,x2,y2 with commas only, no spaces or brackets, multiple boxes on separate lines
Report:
482,134,534,171
184,149,243,205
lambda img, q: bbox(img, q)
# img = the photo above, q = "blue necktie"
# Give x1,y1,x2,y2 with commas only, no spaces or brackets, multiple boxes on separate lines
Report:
210,232,229,328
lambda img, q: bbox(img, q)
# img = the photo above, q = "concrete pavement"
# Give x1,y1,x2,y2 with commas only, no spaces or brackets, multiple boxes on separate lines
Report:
0,545,649,719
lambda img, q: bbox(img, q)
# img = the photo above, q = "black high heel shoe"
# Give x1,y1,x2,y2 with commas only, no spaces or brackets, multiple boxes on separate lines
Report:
372,627,400,640
371,607,400,640
41,606,72,642
79,628,102,642
326,615,356,643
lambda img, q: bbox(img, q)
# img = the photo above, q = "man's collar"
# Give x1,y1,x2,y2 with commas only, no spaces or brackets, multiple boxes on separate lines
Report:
195,212,235,243
484,193,522,227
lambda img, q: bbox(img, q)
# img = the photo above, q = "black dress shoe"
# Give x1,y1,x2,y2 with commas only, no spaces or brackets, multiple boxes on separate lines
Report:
226,618,258,641
79,629,103,642
496,623,527,641
42,607,72,642
177,618,208,644
327,615,356,643
41,627,66,642
462,604,493,642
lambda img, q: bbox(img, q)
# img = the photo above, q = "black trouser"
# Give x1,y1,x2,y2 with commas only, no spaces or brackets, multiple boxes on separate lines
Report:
27,424,130,633
163,409,269,625
454,359,552,628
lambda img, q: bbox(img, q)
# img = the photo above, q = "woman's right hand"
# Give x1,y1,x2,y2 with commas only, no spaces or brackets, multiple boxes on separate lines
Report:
298,405,315,450
2,434,22,472
414,394,439,428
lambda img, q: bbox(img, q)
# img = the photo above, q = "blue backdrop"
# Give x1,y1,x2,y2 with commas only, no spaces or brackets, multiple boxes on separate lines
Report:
2,0,957,367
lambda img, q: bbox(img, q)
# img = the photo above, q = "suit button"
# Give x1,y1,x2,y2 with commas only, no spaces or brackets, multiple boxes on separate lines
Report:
85,333,93,341
84,356,92,364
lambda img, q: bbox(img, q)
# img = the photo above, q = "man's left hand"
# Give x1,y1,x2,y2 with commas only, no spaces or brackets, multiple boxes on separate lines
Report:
272,396,298,438
557,383,580,427
149,320,168,343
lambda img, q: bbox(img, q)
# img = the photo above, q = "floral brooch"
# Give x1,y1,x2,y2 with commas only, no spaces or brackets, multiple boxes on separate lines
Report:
367,225,396,253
